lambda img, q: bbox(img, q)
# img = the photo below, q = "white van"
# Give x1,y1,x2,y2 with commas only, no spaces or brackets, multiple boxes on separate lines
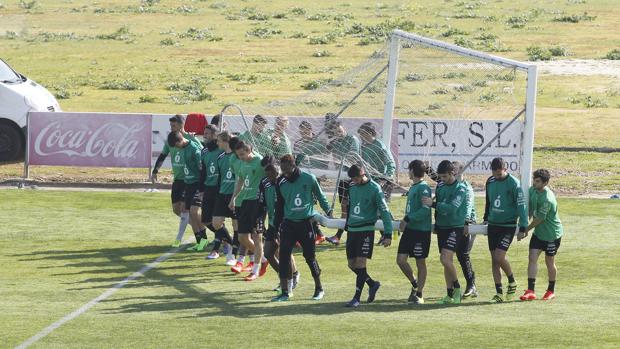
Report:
0,58,61,161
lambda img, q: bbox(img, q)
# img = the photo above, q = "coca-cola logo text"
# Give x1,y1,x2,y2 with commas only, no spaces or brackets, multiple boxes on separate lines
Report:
34,121,145,159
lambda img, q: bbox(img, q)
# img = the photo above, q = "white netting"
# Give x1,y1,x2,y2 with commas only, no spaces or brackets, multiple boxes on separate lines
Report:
219,31,531,191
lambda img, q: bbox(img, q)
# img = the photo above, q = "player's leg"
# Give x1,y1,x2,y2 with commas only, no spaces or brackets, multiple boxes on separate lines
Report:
298,220,323,300
437,229,462,304
542,238,560,300
521,242,542,301
185,184,208,251
397,228,418,301
496,227,517,300
272,221,295,301
172,181,188,247
457,231,477,298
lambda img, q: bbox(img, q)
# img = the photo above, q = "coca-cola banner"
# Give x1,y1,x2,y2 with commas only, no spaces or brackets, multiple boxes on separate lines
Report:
28,112,152,168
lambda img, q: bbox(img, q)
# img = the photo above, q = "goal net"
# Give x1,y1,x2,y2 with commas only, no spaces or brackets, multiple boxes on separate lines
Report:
218,30,537,205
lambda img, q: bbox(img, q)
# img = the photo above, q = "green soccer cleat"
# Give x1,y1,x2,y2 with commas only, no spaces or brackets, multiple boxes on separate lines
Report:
171,239,181,248
437,296,455,304
193,239,208,252
453,288,462,304
506,282,518,301
491,293,505,303
271,294,290,302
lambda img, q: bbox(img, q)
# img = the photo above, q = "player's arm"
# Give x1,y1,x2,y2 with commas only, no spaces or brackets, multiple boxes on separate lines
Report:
436,188,465,216
376,188,393,244
483,180,490,223
383,143,396,178
230,177,243,209
273,180,285,229
515,185,528,231
410,190,432,222
312,176,332,216
425,164,440,183
151,144,170,180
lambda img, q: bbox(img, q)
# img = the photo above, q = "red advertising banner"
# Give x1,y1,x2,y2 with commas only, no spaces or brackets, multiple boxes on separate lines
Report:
28,112,152,168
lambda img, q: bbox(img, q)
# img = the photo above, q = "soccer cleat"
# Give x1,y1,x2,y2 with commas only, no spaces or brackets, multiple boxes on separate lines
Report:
192,239,208,252
506,282,518,301
293,272,301,289
187,244,199,252
345,298,361,308
225,257,236,266
411,295,424,304
452,288,462,304
230,262,244,274
206,251,219,260
367,281,381,303
259,261,269,277
520,289,537,301
315,234,326,245
491,294,505,303
271,294,290,302
542,290,556,300
407,288,418,303
171,239,182,248
244,273,258,282
273,284,281,292
242,261,254,272
326,235,340,245
312,289,325,300
463,284,478,298
437,296,455,304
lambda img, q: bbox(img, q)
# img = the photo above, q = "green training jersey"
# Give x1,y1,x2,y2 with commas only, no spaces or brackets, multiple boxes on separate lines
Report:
435,180,468,229
217,152,236,195
483,174,528,228
347,179,394,236
360,139,396,178
201,145,223,187
404,180,432,232
236,154,265,203
294,137,329,169
259,177,277,227
179,140,203,185
274,170,330,223
267,129,292,160
239,130,272,157
463,180,477,224
328,134,361,161
161,133,201,181
529,186,563,241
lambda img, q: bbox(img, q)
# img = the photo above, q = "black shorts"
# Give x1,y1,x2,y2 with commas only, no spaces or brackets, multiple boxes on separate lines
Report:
346,231,375,259
171,180,185,204
337,179,350,204
183,182,202,210
529,234,561,256
487,225,516,251
201,186,218,224
437,227,465,252
398,228,431,259
264,225,279,242
237,199,259,234
213,194,236,219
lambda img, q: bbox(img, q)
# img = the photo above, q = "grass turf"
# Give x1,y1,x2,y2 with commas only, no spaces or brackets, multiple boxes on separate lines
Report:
1,189,619,348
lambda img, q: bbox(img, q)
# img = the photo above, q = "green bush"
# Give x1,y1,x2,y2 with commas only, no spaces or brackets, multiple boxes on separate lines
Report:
526,46,552,61
605,49,620,60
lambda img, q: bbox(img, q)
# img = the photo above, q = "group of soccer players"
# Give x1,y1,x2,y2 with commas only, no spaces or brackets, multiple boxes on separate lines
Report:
152,114,564,307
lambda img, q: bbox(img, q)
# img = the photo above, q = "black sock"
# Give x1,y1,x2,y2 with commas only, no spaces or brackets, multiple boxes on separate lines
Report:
453,280,461,289
336,229,344,239
495,283,503,294
447,288,454,298
548,280,555,292
528,278,536,291
354,269,365,300
411,278,418,289
206,224,216,233
307,259,322,290
361,268,376,288
211,238,222,252
195,229,206,243
507,273,516,284
416,291,423,298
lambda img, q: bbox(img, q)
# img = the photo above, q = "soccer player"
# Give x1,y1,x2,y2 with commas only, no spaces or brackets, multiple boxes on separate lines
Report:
200,125,224,258
269,116,293,159
151,114,200,247
231,141,269,281
422,160,467,304
239,114,271,157
167,131,207,251
258,157,300,293
397,160,432,304
483,157,528,302
519,169,563,301
325,120,361,245
227,136,253,272
294,121,328,170
357,122,396,245
425,161,479,298
211,132,239,265
344,164,393,308
271,154,332,302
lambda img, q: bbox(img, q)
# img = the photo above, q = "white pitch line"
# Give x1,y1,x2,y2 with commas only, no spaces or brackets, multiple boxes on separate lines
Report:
15,244,189,349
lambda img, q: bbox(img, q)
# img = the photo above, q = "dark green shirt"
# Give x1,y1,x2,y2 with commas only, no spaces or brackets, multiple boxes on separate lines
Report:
435,180,468,229
327,134,361,162
347,179,394,236
360,139,396,178
236,154,265,203
484,174,528,228
161,133,201,181
404,180,432,232
217,152,236,195
179,140,203,185
201,146,223,187
294,137,329,169
274,169,330,225
529,186,563,241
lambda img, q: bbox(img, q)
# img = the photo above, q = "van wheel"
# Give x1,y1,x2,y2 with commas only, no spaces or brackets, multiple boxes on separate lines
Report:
0,124,24,162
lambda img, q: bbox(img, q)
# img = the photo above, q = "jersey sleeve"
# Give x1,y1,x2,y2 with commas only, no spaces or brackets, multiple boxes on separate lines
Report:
375,185,393,236
483,179,491,222
515,185,528,228
312,176,331,214
534,192,552,220
274,179,285,229
410,185,431,222
382,142,396,178
161,142,170,156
